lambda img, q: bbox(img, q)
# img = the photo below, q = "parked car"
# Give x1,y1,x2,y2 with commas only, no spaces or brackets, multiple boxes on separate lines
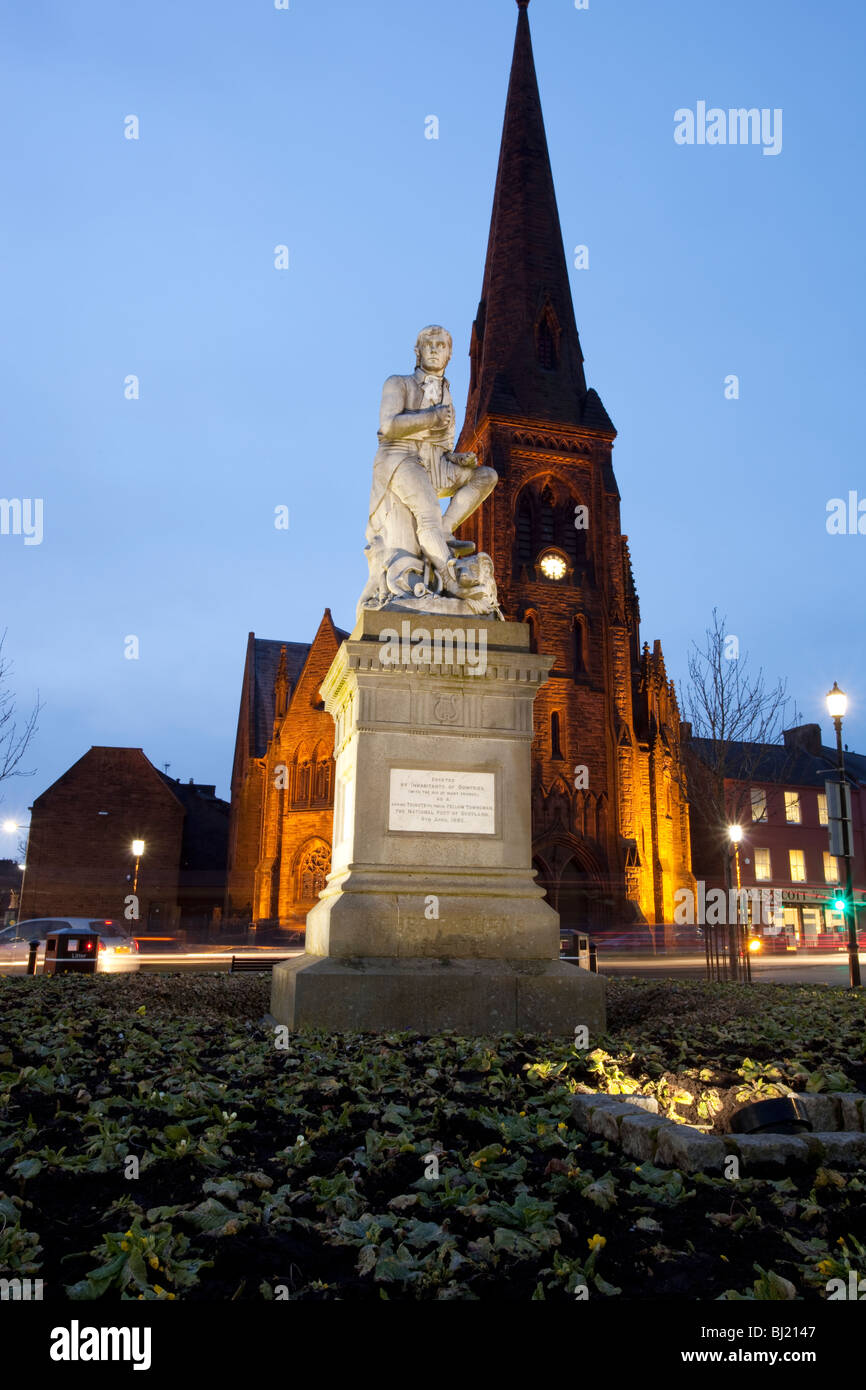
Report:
0,918,140,974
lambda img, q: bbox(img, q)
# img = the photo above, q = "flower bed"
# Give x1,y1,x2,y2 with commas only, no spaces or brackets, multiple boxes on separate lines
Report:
1,973,865,1301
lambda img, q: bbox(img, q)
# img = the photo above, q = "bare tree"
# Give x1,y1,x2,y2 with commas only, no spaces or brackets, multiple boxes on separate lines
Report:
0,631,42,794
677,610,799,980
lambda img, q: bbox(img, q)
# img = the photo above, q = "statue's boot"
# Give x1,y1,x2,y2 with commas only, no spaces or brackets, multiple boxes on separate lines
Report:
417,526,453,575
417,527,467,597
447,535,476,558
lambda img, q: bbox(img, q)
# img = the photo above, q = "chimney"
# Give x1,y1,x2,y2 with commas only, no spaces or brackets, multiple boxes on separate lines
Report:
783,724,822,756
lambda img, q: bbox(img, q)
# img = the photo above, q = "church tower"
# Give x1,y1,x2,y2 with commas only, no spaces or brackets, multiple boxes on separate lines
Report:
457,0,693,930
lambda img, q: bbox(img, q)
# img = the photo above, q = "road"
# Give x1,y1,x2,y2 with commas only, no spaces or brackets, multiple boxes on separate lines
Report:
126,945,865,987
592,949,865,986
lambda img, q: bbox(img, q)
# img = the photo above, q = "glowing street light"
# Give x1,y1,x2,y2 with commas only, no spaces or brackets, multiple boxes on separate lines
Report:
2,818,31,922
826,681,848,721
825,682,860,988
727,824,750,982
131,839,145,896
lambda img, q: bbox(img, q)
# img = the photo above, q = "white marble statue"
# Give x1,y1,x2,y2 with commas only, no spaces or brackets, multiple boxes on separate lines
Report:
357,326,503,619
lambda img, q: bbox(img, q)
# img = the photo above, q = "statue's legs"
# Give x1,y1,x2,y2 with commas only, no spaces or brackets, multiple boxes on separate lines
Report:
441,465,498,533
389,456,453,572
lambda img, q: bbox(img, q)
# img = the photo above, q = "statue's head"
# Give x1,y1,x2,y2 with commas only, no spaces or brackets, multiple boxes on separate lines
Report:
415,325,452,374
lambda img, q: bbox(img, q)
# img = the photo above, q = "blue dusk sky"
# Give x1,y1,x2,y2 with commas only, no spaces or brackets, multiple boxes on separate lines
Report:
1,0,865,827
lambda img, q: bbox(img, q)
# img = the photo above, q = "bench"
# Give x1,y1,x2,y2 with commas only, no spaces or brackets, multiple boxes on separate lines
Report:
229,956,291,974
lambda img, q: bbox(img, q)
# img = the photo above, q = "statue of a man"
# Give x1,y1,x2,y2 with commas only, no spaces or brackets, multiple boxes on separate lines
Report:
360,326,497,609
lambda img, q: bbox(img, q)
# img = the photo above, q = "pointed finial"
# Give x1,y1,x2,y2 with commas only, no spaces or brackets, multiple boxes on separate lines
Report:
516,0,530,8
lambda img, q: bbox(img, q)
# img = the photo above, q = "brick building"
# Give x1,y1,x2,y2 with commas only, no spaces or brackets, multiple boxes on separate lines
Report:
688,724,866,946
20,746,229,930
227,1,694,934
226,614,347,926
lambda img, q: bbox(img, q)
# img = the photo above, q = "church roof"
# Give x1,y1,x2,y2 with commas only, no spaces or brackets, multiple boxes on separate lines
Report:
461,0,613,438
231,615,350,786
250,639,310,759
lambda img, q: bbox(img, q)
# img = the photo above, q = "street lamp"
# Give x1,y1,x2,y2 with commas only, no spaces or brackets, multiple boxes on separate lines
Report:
728,824,751,982
131,839,145,896
2,818,31,923
825,683,861,988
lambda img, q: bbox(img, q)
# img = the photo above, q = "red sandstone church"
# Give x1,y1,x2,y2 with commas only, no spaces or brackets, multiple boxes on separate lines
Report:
226,2,695,934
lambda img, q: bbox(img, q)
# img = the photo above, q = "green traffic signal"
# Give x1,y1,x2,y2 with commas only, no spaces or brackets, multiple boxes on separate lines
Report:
833,894,847,913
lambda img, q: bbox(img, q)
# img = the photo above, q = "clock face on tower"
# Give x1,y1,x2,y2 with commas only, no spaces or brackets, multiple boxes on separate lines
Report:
539,551,567,581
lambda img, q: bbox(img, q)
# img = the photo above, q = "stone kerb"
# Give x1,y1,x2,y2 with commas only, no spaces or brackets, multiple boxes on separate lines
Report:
571,1091,866,1174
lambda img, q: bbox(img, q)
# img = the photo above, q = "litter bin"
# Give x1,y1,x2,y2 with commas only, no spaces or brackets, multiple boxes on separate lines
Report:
576,934,598,973
43,928,99,976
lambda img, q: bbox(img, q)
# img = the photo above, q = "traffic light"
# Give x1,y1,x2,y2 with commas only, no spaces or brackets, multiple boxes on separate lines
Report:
832,890,848,914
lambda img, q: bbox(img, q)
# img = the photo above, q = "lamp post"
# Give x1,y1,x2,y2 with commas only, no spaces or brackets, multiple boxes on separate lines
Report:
728,824,751,983
131,839,145,896
3,818,31,924
826,683,861,989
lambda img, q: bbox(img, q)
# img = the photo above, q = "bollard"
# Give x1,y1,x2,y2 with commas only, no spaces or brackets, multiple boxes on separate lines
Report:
26,940,40,975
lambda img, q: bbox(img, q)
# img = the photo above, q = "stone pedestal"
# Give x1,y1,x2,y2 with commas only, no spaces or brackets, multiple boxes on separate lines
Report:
271,612,606,1036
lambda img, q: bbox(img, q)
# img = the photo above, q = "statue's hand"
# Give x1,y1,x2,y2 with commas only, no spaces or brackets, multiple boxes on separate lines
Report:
427,402,453,429
446,450,477,468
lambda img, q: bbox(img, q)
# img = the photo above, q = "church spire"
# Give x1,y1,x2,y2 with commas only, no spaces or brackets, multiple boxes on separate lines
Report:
461,0,611,438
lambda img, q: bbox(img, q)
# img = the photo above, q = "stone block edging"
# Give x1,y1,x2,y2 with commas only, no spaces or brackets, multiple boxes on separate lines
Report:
571,1091,866,1174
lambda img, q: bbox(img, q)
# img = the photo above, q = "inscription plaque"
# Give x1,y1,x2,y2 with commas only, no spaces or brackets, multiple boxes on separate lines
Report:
388,768,495,834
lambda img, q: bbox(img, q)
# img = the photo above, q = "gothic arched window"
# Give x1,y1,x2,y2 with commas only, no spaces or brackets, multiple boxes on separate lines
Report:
292,751,312,807
298,842,331,903
574,617,587,676
313,758,332,804
536,312,559,370
551,711,564,760
539,487,556,546
524,609,539,654
517,494,534,566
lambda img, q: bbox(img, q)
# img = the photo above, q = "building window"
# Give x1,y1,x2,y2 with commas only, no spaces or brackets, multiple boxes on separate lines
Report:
294,758,311,806
551,712,563,760
750,787,767,822
754,847,772,881
539,487,556,546
314,759,332,804
536,315,558,370
817,792,828,826
784,791,801,824
574,618,587,675
516,494,534,566
824,851,840,884
298,843,331,903
788,849,806,882
514,482,588,578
